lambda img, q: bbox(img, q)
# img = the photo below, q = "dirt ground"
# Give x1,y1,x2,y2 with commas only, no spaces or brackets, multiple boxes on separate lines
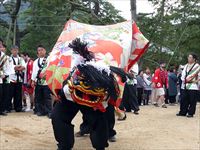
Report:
0,103,199,150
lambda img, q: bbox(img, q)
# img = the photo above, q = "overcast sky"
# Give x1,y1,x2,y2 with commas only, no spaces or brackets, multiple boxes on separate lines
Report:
108,0,154,19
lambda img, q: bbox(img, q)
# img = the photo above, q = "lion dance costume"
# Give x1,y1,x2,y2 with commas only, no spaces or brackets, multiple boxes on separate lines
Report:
51,38,128,150
47,20,149,150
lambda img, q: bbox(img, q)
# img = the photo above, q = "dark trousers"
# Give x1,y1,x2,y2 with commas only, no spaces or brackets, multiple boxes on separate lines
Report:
165,89,169,104
79,104,116,138
0,84,3,112
120,83,139,112
169,95,176,103
137,88,143,105
8,82,23,112
51,99,109,150
34,85,52,115
179,89,183,103
3,83,10,111
0,83,10,112
198,91,200,102
179,90,198,115
80,113,91,135
106,104,116,138
144,90,151,105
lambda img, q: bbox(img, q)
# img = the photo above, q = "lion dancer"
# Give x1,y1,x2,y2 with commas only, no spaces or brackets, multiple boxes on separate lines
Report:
51,39,127,150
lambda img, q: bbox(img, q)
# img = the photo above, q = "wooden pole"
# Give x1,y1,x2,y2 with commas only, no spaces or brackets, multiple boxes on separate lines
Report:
6,21,12,45
130,0,137,21
13,19,17,45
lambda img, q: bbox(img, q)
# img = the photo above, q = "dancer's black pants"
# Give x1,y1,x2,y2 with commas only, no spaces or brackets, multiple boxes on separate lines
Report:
79,104,116,138
79,113,90,134
120,83,139,112
179,89,198,115
51,99,109,150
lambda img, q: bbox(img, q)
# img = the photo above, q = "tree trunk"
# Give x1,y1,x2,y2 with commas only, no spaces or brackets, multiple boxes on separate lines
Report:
94,0,100,15
16,20,21,47
13,19,17,45
130,0,137,21
13,0,21,46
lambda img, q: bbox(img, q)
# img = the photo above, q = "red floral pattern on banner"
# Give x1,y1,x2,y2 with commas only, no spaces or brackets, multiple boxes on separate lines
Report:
46,20,149,97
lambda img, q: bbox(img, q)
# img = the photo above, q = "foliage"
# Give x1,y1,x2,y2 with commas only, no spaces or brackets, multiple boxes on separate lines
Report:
137,0,200,71
0,0,124,58
0,0,199,68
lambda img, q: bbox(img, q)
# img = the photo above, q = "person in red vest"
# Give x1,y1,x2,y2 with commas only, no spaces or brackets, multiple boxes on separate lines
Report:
21,52,34,111
152,62,168,108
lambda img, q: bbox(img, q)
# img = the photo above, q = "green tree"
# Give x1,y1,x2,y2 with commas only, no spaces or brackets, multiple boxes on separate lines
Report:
0,0,125,58
137,0,200,70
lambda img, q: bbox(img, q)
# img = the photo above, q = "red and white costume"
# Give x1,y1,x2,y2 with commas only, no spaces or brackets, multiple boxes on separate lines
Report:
152,68,168,96
23,59,34,94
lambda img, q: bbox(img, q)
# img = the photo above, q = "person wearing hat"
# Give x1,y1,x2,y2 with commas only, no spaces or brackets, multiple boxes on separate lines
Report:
8,45,26,112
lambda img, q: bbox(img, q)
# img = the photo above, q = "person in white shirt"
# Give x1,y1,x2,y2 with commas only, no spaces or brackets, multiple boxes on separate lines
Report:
8,45,26,112
177,53,200,118
31,45,52,118
0,44,12,115
0,44,13,114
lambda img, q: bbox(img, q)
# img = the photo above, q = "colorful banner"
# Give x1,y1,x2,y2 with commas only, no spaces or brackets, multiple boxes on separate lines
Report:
46,20,149,96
